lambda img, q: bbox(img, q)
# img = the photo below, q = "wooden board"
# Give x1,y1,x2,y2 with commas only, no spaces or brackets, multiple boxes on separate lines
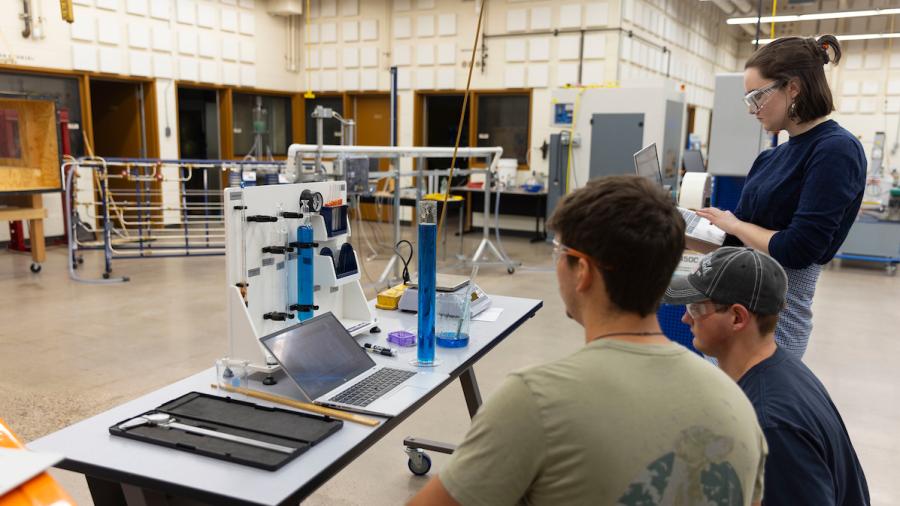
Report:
0,98,61,193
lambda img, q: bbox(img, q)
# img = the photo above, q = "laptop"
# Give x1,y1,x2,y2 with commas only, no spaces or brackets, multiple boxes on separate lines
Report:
259,312,448,417
633,143,664,187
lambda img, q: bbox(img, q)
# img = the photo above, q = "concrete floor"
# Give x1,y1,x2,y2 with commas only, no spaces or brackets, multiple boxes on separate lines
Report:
1,226,897,505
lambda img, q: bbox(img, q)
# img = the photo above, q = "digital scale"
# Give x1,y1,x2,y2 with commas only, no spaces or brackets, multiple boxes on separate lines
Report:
397,274,492,318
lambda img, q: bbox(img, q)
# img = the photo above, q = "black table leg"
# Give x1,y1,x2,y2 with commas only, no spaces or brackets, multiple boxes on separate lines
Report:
459,367,482,418
529,195,547,243
403,367,483,457
86,476,127,506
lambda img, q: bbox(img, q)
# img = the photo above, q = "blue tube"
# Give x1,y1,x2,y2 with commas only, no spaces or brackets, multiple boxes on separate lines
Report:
297,225,315,321
417,223,437,364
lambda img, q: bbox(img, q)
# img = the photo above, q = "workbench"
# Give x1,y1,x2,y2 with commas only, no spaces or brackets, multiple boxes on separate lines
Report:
451,186,548,242
0,194,47,273
29,295,543,506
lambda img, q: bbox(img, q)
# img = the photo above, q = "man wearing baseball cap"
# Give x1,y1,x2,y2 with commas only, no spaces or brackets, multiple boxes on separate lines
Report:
664,247,870,506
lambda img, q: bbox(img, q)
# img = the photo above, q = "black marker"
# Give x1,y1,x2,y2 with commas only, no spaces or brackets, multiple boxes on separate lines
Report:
363,343,396,357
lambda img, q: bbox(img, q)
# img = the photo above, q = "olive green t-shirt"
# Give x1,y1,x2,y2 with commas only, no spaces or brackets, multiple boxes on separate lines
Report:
441,339,767,506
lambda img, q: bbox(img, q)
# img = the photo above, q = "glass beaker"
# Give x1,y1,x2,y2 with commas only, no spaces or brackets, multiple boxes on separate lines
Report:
436,293,471,348
216,358,250,390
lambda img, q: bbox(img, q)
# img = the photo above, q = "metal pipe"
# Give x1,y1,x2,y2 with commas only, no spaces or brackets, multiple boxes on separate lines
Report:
390,67,398,147
315,107,324,171
20,0,32,38
483,159,491,241
711,0,736,15
731,0,753,14
288,144,503,159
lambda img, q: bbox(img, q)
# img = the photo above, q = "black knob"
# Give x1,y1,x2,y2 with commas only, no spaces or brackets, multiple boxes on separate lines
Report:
263,312,294,321
246,215,278,223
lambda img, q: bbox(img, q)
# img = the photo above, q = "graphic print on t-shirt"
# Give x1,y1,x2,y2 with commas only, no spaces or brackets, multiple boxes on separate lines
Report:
616,426,744,506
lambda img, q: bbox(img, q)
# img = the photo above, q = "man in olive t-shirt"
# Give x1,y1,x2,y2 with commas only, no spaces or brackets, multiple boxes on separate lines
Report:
409,177,767,506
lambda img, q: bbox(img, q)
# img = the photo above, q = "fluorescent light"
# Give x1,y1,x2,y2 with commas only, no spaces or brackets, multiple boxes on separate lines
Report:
753,32,900,44
729,8,900,25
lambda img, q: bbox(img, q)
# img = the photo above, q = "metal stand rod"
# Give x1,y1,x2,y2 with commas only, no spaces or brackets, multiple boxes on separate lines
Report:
377,156,403,286
469,168,518,273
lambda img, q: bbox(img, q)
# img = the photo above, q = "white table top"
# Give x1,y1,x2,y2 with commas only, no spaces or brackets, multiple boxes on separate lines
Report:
29,295,542,506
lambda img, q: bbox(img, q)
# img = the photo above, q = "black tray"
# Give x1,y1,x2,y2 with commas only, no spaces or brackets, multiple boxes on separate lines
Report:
109,391,343,471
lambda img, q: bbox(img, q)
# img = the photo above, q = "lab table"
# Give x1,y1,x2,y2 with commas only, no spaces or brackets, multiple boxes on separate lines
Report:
29,295,543,506
450,186,548,242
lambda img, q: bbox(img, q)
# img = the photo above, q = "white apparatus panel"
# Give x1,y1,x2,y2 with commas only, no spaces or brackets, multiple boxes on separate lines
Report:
224,181,376,373
707,73,768,176
549,82,687,188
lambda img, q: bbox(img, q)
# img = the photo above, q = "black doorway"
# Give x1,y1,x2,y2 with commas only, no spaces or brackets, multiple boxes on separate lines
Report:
177,88,221,216
424,95,469,187
177,88,219,160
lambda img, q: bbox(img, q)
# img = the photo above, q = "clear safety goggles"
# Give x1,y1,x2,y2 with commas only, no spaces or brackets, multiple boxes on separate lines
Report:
743,81,783,114
685,301,729,320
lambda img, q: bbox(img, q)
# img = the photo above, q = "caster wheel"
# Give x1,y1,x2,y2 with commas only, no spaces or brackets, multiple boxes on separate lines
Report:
407,450,432,476
507,267,515,275
102,272,110,279
30,263,41,273
77,256,85,265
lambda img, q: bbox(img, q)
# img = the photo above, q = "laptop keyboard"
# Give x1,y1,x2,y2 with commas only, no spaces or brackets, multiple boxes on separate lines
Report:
329,368,416,407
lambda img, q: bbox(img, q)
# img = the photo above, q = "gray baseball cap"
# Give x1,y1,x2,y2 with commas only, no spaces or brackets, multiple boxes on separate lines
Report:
663,247,788,315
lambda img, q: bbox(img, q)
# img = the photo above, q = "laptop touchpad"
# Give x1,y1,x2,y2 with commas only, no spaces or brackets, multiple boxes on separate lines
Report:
383,385,429,403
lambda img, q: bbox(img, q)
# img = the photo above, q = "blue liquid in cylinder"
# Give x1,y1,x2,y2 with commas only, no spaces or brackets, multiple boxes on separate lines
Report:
417,223,437,364
297,225,315,321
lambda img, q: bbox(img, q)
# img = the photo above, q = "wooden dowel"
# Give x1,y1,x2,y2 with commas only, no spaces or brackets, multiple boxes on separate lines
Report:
210,384,381,427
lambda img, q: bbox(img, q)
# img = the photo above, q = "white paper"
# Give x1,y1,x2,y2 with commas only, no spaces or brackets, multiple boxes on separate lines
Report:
678,207,725,246
0,448,63,497
473,307,503,322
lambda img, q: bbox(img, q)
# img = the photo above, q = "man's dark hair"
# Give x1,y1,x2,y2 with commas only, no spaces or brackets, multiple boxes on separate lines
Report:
547,176,684,317
745,35,842,123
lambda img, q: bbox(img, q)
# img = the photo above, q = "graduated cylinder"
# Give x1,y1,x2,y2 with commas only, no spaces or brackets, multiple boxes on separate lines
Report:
416,201,438,365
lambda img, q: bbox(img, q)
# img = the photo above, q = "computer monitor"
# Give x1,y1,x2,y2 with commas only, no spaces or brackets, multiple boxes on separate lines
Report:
683,150,706,173
633,144,663,187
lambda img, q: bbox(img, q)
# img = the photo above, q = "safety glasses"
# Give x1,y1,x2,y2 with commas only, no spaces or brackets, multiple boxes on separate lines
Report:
743,81,784,114
551,239,594,265
685,301,730,320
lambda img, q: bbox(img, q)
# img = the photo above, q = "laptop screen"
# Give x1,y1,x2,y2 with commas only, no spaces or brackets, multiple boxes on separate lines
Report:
260,313,375,399
633,144,663,186
683,150,705,172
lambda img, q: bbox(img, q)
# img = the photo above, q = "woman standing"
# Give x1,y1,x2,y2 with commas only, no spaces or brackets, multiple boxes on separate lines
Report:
696,35,866,359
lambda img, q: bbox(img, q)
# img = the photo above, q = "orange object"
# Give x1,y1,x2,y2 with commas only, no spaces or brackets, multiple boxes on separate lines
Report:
0,418,75,506
324,198,344,207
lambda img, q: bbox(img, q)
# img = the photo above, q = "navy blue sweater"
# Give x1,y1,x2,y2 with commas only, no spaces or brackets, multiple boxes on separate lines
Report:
739,347,870,505
731,120,866,269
